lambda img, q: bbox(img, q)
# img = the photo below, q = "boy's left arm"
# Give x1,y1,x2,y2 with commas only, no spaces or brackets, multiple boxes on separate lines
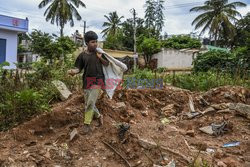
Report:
97,53,109,66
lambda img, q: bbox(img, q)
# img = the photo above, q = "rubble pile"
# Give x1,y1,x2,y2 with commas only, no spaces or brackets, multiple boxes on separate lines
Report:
0,86,249,167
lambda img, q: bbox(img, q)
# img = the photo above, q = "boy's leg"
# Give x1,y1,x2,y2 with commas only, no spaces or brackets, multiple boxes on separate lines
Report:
93,105,103,126
84,86,101,125
93,105,101,118
83,89,93,125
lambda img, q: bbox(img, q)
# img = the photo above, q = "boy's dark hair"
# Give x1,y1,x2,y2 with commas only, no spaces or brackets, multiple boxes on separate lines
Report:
84,31,98,44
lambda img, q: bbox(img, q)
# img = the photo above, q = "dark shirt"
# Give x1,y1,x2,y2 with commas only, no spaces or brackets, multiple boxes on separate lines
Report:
75,51,108,89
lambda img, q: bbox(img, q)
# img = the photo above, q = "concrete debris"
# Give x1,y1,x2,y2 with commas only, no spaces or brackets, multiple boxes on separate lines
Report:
114,102,126,109
199,126,214,135
234,103,250,119
188,95,195,113
186,112,201,119
69,128,78,141
201,107,216,115
52,80,72,101
211,103,228,110
138,138,157,150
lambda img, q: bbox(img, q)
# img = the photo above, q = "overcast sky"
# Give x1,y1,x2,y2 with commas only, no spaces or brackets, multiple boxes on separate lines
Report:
0,0,249,40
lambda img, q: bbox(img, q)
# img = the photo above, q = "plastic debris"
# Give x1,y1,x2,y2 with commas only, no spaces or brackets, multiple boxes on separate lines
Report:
222,141,240,148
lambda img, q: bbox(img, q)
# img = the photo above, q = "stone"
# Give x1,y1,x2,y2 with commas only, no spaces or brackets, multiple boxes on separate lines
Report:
189,95,195,113
199,126,214,135
141,110,149,117
222,157,240,167
114,102,126,109
244,156,250,162
228,103,237,110
211,103,228,110
132,101,145,110
161,104,175,111
153,160,175,167
217,161,227,167
69,128,78,141
234,103,250,119
214,149,224,159
127,110,135,117
201,107,216,115
138,138,157,150
44,151,51,159
206,148,215,154
198,96,210,106
186,130,195,137
244,162,250,167
52,80,72,101
161,104,176,116
217,109,232,114
129,120,136,124
224,93,234,100
167,160,175,167
186,112,201,119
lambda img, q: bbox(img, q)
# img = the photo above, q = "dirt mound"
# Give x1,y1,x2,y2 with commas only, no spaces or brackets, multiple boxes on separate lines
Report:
0,86,249,167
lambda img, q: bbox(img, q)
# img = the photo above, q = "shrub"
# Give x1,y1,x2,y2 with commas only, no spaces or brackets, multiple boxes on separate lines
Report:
193,50,235,73
164,71,249,91
162,35,201,49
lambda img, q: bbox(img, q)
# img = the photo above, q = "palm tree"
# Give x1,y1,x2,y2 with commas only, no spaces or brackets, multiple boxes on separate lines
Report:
190,0,246,46
102,11,124,37
39,0,86,37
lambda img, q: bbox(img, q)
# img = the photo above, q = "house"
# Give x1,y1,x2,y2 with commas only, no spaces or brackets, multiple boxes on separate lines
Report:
71,30,83,46
0,14,29,68
152,48,200,70
18,39,39,64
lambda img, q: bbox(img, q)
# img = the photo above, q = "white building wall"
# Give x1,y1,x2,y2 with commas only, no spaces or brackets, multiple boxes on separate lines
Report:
0,29,18,69
153,48,194,69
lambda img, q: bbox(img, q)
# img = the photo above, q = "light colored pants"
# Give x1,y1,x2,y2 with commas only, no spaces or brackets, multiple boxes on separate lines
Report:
83,86,101,124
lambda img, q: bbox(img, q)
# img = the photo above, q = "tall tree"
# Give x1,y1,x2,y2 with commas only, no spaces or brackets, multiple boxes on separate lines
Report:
102,11,124,37
234,12,250,47
144,0,156,29
38,0,86,37
121,18,147,51
190,0,246,46
144,0,165,33
155,0,165,32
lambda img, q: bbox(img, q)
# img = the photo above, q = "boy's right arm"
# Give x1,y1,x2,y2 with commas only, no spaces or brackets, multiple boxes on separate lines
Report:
68,53,84,76
67,69,80,76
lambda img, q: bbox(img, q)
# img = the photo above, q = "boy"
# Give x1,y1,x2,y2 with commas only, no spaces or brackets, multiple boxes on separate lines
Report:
68,31,109,135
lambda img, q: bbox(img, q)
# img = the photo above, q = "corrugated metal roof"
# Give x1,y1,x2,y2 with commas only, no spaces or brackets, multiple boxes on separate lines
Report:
206,45,230,52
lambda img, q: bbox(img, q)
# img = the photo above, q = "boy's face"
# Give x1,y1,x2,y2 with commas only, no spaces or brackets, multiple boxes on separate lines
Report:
87,40,98,52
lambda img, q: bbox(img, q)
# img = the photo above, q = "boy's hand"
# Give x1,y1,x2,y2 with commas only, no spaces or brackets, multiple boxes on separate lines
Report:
67,69,79,76
96,52,102,59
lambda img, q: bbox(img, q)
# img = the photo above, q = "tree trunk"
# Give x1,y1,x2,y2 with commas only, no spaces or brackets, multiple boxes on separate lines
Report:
214,30,218,46
60,24,64,37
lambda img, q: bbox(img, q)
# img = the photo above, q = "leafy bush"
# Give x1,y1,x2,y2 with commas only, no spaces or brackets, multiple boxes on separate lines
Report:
132,68,155,79
0,54,80,130
0,88,50,130
123,68,162,88
193,50,235,73
29,30,76,62
193,48,249,78
164,71,249,91
138,38,161,65
162,35,201,49
233,47,250,72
